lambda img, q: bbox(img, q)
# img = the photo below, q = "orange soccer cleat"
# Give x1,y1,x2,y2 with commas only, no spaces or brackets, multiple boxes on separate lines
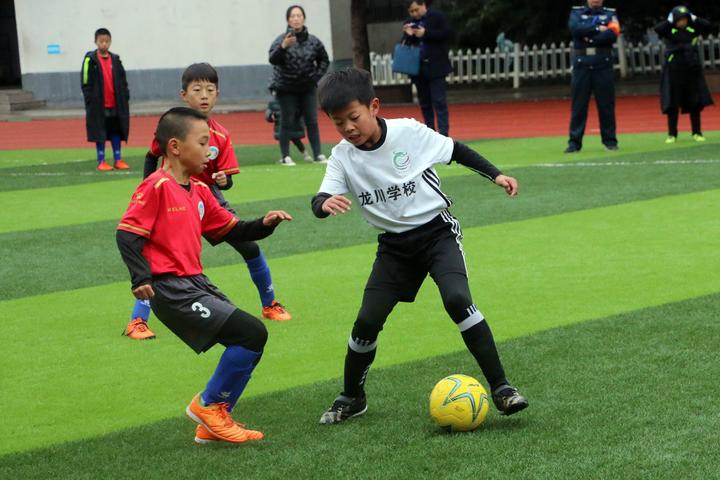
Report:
97,161,113,171
262,300,292,321
122,318,156,340
186,394,264,444
113,159,130,170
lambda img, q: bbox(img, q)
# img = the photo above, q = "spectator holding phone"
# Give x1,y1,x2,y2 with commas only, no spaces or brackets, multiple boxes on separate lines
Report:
269,5,330,165
401,0,452,136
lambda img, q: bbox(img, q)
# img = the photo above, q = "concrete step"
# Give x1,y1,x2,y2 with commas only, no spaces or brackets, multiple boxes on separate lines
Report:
9,99,47,111
0,90,35,103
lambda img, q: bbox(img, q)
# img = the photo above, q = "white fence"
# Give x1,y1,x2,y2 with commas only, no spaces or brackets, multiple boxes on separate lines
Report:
370,35,720,88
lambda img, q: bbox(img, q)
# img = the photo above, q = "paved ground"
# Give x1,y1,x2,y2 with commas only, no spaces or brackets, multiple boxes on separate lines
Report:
1,93,718,150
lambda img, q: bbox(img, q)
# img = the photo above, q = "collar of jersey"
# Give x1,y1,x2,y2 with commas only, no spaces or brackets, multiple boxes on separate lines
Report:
355,117,388,152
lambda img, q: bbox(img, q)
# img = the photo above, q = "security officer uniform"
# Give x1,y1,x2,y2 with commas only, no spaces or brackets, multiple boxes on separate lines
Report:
566,3,621,153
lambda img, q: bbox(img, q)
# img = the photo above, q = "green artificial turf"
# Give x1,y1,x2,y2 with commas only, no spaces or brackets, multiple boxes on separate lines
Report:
1,293,718,479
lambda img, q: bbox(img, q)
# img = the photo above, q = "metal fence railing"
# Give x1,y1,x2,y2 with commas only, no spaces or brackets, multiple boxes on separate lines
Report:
370,35,720,88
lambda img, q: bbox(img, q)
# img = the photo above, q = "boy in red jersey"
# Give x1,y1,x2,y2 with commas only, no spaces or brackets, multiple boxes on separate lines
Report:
81,28,130,171
117,107,292,444
123,63,291,341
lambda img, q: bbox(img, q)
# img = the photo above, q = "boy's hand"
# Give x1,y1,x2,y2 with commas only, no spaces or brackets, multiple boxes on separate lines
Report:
495,175,519,197
322,195,352,215
133,284,155,300
212,172,228,187
263,210,293,226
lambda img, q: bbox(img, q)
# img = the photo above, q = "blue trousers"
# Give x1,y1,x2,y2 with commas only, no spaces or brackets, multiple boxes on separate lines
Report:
412,71,449,136
568,65,617,149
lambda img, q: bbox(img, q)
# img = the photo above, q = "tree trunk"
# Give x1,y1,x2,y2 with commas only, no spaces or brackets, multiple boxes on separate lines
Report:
351,0,371,71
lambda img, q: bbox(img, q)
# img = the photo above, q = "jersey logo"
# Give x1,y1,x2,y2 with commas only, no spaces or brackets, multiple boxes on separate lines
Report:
208,146,219,160
392,151,411,171
198,201,205,220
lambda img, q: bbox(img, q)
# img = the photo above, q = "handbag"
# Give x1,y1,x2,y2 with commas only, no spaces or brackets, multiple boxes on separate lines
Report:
392,42,421,76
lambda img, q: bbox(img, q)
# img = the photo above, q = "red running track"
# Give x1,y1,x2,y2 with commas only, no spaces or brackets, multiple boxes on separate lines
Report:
1,94,718,150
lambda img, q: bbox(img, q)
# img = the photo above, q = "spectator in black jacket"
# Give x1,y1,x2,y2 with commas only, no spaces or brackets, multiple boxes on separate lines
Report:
402,0,452,136
269,5,329,166
655,6,715,143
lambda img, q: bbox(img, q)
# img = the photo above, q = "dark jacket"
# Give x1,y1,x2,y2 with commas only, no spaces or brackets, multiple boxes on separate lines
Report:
655,18,714,113
568,6,619,70
402,9,452,78
265,98,305,140
269,27,329,93
80,50,130,142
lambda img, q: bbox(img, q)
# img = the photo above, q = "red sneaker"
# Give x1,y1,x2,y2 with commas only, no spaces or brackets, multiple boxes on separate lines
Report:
113,159,130,170
122,318,156,340
262,300,292,321
97,161,113,171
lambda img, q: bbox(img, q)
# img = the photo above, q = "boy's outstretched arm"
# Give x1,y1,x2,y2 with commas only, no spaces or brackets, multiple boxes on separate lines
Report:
221,211,293,243
451,141,518,196
116,230,154,299
311,193,352,218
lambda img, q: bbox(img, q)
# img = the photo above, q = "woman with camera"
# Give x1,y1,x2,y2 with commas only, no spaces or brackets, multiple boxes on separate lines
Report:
269,5,329,165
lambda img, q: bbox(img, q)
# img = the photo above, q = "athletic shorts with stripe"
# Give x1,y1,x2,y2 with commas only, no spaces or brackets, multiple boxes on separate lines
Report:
150,274,257,353
351,210,482,345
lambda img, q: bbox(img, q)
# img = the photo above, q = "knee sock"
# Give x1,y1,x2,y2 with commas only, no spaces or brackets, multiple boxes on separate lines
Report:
202,345,262,408
95,142,106,164
110,134,122,161
343,336,377,398
131,299,151,322
460,318,508,392
246,253,275,307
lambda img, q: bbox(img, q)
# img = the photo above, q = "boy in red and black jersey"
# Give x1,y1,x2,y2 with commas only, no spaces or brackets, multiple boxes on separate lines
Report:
124,64,291,342
81,28,130,171
117,107,292,444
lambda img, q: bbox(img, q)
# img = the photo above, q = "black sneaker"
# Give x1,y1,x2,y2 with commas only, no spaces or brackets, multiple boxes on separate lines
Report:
492,386,528,416
564,145,581,154
605,144,619,151
319,394,368,425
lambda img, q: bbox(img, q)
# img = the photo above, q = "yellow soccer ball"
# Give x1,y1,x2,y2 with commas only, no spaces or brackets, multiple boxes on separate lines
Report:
429,374,490,432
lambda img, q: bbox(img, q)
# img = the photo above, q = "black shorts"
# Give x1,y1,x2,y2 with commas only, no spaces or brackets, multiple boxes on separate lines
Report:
366,210,467,302
150,274,237,353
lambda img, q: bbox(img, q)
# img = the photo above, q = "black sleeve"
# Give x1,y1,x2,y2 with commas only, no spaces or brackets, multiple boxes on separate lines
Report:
692,17,714,35
217,175,233,191
654,20,671,36
311,192,332,218
269,38,286,65
143,151,160,179
223,217,277,243
116,230,152,289
449,141,502,182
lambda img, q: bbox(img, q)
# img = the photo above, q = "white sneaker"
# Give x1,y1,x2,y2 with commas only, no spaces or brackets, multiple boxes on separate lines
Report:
314,154,328,164
278,156,296,166
303,151,313,162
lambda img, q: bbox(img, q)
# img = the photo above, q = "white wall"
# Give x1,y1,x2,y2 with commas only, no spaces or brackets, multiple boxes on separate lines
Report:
15,0,335,73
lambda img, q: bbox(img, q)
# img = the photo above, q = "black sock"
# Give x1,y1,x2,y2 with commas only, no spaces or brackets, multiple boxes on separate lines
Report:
461,321,507,391
343,347,376,398
690,110,702,135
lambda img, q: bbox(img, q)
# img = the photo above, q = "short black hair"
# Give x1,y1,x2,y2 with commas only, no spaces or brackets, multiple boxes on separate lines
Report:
286,4,306,20
318,67,375,114
181,63,219,91
405,0,426,7
155,107,208,156
94,28,111,40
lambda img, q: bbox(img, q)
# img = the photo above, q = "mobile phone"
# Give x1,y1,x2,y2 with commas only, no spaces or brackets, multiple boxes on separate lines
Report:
286,27,296,37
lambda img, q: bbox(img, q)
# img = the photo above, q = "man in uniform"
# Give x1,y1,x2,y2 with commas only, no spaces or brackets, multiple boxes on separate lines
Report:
566,0,621,153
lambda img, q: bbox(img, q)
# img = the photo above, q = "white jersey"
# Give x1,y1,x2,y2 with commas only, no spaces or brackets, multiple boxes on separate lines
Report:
318,118,454,233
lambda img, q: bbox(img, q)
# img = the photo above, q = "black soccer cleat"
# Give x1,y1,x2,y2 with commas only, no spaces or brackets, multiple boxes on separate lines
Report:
319,394,368,425
492,386,528,416
564,145,581,154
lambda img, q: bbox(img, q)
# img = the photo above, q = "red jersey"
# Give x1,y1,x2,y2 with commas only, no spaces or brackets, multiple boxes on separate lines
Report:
97,53,116,108
117,170,238,277
150,117,240,185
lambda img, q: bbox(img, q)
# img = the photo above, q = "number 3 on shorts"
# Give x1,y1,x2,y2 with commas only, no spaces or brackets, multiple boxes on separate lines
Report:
191,301,211,318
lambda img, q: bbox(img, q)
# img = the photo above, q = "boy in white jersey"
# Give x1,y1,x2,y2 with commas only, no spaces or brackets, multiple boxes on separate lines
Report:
312,67,528,424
